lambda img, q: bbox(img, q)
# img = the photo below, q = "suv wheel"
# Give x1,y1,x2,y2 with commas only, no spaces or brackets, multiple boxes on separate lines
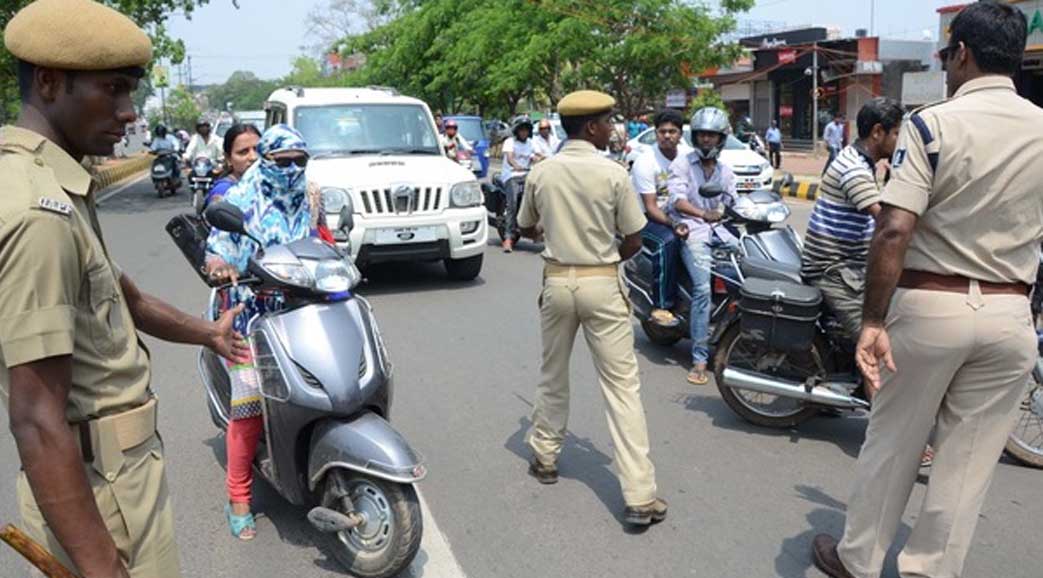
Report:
444,254,483,281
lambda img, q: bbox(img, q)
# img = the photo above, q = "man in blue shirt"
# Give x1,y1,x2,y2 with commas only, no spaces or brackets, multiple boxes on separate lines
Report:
822,114,846,174
765,120,782,169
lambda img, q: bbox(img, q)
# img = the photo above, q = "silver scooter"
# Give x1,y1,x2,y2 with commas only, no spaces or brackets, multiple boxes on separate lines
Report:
197,202,425,578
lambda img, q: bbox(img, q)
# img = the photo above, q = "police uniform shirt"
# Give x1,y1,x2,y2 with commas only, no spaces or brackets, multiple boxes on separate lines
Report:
518,139,647,265
0,126,151,421
882,76,1043,285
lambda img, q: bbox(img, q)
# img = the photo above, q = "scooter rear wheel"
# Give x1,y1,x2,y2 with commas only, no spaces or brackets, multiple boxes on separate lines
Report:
320,470,422,578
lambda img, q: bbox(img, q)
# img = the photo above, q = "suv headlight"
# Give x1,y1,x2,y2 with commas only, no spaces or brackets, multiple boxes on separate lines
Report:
321,187,352,214
450,181,482,207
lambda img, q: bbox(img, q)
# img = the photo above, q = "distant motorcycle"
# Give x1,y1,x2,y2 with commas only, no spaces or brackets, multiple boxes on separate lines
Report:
151,151,181,198
482,172,527,242
189,155,218,214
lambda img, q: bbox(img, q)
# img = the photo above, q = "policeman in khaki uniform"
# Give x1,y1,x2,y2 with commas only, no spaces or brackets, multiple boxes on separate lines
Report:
0,1,248,577
811,4,1043,578
517,90,667,527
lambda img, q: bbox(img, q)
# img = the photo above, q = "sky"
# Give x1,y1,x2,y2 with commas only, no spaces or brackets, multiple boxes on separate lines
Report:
165,0,959,84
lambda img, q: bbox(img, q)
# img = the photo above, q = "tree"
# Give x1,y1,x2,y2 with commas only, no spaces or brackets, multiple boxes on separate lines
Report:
0,0,215,123
687,89,727,117
206,70,278,111
304,0,394,55
165,85,202,130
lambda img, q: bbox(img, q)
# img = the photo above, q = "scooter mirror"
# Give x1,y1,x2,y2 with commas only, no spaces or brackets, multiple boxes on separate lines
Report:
204,201,248,235
338,204,354,233
699,182,726,199
781,172,795,189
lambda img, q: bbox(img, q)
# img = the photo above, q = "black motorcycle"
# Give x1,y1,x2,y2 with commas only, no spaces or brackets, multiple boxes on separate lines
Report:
482,173,527,242
151,151,181,197
189,155,218,214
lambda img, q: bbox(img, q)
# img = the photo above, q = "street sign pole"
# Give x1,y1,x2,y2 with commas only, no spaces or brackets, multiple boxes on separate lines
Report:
812,43,819,154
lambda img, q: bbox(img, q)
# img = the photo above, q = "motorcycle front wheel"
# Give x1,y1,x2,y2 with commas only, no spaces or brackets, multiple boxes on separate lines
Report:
1005,372,1043,468
320,469,423,578
713,323,822,428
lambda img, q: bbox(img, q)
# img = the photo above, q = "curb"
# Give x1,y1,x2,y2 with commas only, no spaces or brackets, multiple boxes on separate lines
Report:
772,176,819,201
92,154,151,191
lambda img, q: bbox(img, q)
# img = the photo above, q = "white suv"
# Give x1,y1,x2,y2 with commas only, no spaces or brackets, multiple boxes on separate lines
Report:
264,87,487,280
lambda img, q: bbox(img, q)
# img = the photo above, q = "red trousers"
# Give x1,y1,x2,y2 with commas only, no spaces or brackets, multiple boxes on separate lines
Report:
226,415,263,504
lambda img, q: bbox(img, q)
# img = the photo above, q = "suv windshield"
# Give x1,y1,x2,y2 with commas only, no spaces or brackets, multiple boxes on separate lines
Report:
450,117,485,143
294,104,441,156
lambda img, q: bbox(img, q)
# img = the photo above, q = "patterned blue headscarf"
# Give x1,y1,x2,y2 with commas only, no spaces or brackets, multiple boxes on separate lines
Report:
206,124,312,273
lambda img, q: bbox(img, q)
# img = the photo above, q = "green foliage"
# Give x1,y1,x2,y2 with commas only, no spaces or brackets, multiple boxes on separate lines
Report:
338,0,755,119
687,89,727,117
0,0,210,122
163,85,202,130
205,70,278,111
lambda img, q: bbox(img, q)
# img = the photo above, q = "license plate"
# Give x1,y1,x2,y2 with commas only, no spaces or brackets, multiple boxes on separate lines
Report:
737,178,759,190
374,226,438,245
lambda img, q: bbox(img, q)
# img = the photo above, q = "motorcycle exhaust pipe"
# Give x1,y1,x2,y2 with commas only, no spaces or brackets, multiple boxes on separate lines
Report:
721,367,870,410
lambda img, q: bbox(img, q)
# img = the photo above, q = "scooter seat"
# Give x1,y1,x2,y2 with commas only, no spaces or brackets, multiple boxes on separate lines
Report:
740,256,803,285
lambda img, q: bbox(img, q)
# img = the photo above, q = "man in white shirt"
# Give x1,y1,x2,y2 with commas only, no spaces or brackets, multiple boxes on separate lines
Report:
183,119,224,164
499,115,536,252
822,114,845,174
532,118,560,159
631,109,690,327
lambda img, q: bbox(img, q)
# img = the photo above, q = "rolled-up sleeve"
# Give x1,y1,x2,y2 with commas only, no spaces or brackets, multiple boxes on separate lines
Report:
881,116,934,216
666,156,690,211
0,211,81,367
615,174,646,236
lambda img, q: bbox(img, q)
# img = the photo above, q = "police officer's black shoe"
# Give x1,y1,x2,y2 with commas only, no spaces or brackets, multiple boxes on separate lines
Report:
623,498,668,526
528,456,558,484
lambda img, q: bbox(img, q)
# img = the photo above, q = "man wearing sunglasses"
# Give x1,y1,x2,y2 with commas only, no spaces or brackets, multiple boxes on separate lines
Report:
811,3,1043,578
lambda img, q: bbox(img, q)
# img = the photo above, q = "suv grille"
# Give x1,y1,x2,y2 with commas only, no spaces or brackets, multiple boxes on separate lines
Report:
359,186,444,216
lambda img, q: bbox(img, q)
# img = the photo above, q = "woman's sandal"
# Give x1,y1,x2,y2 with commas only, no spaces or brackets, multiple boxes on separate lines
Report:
225,503,257,541
687,367,710,386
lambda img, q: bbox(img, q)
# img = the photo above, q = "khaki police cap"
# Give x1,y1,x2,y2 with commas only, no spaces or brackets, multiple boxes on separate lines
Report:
4,0,152,71
557,90,616,117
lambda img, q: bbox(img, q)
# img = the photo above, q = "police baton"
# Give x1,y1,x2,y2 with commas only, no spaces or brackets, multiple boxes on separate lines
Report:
0,524,81,578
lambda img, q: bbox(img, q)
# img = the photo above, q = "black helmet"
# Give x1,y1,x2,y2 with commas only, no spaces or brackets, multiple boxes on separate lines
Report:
510,115,533,138
154,124,167,138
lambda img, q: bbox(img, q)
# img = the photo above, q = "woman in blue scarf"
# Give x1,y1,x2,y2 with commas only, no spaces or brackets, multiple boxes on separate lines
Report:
205,124,317,540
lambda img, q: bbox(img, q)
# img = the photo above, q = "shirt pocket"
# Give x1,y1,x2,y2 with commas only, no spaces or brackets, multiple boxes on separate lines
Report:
85,264,129,357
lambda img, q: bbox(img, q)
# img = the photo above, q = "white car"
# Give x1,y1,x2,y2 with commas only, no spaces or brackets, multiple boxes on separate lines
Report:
624,125,774,193
265,87,487,280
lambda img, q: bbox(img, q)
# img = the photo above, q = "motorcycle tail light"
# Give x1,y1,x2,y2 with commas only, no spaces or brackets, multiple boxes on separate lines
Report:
713,277,727,294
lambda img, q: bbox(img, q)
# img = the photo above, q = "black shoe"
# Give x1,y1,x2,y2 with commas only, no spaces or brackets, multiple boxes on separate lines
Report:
623,498,668,526
811,534,855,578
528,457,558,484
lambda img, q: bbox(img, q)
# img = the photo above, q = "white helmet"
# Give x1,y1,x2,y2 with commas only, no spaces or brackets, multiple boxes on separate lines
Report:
690,107,730,161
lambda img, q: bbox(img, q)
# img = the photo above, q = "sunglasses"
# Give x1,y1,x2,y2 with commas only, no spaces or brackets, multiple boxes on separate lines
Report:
267,155,309,168
938,43,958,69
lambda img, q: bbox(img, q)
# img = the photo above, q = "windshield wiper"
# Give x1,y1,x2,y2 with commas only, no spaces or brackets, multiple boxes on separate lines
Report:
312,149,383,158
382,148,439,155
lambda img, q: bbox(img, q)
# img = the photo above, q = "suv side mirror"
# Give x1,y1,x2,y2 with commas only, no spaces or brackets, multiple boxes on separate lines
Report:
698,182,725,199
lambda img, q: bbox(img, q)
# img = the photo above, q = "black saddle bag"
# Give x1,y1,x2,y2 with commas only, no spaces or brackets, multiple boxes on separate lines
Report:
165,212,212,284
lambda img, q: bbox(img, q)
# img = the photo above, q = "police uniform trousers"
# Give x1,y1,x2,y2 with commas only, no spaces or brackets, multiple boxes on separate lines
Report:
837,284,1036,578
527,264,657,506
17,434,182,578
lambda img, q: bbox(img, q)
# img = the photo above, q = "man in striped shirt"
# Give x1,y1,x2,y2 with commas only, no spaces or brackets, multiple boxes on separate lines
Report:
801,98,904,340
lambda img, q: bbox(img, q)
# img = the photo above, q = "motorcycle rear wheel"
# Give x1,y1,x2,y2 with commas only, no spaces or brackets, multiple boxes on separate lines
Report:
1004,374,1043,468
320,470,422,578
713,323,822,428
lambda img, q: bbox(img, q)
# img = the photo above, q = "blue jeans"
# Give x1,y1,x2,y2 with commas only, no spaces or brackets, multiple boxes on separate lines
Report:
640,221,679,309
680,236,713,364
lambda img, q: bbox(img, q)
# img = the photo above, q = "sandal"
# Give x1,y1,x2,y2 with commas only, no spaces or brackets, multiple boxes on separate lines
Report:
920,444,935,468
687,367,710,386
225,503,257,541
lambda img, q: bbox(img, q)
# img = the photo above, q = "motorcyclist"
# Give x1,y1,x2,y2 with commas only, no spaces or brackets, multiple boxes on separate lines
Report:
149,124,179,155
666,107,737,386
441,119,473,160
184,118,224,165
532,118,560,159
498,114,536,253
631,108,691,327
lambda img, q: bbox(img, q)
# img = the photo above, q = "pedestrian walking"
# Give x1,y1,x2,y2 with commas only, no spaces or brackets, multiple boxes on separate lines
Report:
811,4,1043,577
0,1,248,576
822,114,845,174
765,120,782,169
517,90,666,527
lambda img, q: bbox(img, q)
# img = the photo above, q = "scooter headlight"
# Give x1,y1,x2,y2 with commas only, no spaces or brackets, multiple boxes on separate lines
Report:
732,196,790,224
450,181,482,207
261,258,361,294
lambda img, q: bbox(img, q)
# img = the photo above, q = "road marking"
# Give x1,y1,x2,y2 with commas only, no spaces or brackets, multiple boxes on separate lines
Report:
97,173,149,205
405,491,467,578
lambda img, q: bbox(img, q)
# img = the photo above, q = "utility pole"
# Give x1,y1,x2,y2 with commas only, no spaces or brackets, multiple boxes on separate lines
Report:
870,0,876,36
187,55,193,92
811,43,819,153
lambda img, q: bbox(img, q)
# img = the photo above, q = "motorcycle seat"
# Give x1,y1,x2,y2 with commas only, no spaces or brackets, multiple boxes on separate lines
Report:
740,256,803,285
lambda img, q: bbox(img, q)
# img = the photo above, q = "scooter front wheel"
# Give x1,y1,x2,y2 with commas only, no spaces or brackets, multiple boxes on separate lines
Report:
321,469,423,578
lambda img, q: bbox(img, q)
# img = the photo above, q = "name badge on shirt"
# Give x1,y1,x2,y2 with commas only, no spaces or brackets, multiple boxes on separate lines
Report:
38,197,72,216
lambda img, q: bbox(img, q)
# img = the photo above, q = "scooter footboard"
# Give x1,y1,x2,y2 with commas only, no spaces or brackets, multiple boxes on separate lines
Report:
308,412,427,490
